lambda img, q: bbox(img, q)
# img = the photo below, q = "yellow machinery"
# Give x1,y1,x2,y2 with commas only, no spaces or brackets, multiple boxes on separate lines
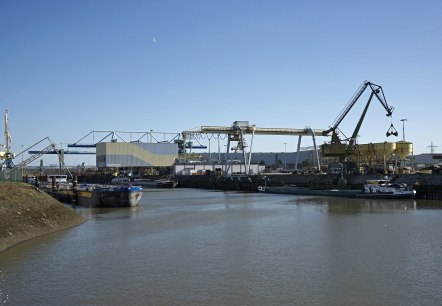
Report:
353,141,412,174
373,142,396,174
395,141,413,160
321,81,398,161
395,141,413,171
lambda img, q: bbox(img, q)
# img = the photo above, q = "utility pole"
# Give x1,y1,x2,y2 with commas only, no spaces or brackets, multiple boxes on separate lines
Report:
428,141,438,154
21,144,24,180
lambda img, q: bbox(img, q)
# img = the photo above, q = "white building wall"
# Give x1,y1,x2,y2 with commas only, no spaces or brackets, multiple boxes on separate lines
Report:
174,163,265,176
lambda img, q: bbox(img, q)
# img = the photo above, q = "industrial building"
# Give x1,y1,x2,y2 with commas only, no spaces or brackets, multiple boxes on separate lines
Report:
174,162,265,176
96,142,178,168
413,153,442,169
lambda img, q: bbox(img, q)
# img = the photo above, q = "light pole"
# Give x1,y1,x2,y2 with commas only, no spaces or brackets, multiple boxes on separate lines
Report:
400,119,407,141
283,142,287,170
21,144,24,181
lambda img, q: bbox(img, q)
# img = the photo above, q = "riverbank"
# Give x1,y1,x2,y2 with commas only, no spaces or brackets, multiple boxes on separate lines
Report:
0,182,86,252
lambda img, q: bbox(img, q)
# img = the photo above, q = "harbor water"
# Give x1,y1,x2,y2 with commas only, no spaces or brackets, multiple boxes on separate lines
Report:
1,189,442,305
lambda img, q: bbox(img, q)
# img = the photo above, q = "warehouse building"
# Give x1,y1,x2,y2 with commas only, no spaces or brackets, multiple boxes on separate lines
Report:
96,142,178,168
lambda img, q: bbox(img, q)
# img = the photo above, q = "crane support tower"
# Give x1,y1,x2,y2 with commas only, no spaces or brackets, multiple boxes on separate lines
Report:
1,110,15,168
321,81,398,160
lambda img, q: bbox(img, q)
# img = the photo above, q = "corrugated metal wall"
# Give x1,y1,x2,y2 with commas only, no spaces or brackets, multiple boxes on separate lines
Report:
96,142,178,167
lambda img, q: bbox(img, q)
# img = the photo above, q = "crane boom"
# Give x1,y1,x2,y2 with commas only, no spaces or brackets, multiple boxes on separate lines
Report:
321,81,397,161
323,81,394,137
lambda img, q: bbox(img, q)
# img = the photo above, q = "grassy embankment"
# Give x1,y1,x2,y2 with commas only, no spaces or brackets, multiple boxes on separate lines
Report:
0,182,86,252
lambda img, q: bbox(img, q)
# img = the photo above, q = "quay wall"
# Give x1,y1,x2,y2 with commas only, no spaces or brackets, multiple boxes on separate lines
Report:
175,174,442,200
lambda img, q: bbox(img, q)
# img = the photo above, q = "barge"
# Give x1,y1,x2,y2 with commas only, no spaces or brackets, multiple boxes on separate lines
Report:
112,176,178,189
260,179,416,199
76,184,143,207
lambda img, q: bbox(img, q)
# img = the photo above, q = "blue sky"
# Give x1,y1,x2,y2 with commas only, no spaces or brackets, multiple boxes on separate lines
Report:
1,0,441,166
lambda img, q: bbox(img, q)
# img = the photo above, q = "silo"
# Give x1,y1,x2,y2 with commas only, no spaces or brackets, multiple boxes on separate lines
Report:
395,141,413,160
357,144,369,157
373,142,396,159
361,143,376,164
395,141,413,172
373,142,396,174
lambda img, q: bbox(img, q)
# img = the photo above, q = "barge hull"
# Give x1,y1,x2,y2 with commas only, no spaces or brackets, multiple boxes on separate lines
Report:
264,186,415,199
77,189,142,207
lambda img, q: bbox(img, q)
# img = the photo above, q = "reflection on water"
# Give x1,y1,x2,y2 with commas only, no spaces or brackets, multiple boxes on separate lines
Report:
415,199,442,209
73,205,142,221
1,189,442,305
327,198,417,214
0,271,8,304
286,196,423,214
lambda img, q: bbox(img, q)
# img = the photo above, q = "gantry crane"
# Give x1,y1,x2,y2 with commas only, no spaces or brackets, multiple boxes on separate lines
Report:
321,81,398,161
182,121,329,175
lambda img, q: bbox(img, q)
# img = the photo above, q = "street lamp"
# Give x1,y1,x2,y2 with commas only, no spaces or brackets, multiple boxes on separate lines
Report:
283,142,287,170
400,119,407,141
21,144,24,181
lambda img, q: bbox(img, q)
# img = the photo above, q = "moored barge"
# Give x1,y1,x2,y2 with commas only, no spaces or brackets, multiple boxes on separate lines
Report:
77,184,143,207
260,178,416,199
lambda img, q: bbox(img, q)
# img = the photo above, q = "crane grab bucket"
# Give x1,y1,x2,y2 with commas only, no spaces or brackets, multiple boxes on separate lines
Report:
386,123,399,137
